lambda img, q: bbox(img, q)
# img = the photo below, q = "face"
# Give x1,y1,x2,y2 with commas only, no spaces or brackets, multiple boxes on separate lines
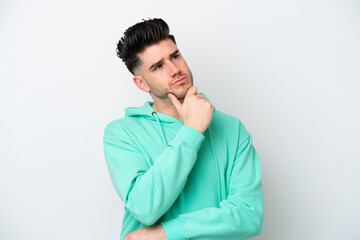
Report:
133,38,193,102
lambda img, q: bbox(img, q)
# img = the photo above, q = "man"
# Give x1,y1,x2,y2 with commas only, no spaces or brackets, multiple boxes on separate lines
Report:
103,18,264,240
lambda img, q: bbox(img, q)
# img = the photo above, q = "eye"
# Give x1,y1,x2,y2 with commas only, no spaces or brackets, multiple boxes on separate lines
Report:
172,54,179,59
154,64,163,70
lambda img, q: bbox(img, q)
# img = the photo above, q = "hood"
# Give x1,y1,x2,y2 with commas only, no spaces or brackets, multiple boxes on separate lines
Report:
125,93,215,123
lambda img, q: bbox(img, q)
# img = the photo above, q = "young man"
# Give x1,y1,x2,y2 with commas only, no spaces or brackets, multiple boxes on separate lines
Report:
103,18,264,240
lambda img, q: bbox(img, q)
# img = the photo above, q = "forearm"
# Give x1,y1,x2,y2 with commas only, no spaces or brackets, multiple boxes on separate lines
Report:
124,126,203,225
104,125,205,225
161,186,263,240
161,135,264,240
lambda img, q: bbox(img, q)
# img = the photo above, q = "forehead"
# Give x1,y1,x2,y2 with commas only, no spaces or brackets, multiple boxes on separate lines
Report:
138,38,178,68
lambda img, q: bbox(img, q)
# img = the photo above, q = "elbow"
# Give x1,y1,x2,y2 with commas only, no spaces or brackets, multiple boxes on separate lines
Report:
250,216,264,237
245,208,264,238
233,203,264,238
123,190,164,226
136,215,159,226
125,203,162,226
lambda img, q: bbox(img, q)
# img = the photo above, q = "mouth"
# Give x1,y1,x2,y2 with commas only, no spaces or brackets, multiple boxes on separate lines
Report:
172,76,186,85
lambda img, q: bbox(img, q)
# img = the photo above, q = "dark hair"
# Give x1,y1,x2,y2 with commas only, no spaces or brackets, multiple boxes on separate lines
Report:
116,18,176,75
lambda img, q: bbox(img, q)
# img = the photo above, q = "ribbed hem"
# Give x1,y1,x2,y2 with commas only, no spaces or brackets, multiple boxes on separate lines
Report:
176,125,205,151
161,217,188,240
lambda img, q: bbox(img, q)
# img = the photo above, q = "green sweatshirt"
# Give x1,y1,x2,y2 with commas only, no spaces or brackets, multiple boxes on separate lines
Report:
103,95,264,240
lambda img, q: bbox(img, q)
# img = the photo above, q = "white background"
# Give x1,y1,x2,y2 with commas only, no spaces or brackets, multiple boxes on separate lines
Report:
1,0,359,239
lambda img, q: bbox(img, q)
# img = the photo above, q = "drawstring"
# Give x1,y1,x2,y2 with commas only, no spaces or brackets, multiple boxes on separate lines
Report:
208,129,223,203
152,111,168,148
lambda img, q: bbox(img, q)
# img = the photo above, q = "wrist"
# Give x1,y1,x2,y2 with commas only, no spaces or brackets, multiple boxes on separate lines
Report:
158,224,167,240
184,123,204,134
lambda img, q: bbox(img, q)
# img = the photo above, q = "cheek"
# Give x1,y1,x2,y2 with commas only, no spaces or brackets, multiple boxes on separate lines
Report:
180,60,190,70
147,75,169,89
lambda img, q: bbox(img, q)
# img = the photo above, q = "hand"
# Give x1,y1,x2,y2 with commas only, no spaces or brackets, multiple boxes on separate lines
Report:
168,86,213,134
123,224,167,240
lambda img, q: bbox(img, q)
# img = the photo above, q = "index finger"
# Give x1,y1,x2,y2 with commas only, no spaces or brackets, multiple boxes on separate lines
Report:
168,93,182,112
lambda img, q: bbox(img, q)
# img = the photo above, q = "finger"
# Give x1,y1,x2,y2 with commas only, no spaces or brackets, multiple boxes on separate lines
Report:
187,86,198,96
198,94,204,99
168,93,182,112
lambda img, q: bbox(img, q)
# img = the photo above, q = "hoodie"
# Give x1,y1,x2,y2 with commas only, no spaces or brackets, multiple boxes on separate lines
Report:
103,94,264,240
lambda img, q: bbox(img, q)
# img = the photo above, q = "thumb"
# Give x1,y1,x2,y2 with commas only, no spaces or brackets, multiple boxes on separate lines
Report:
168,93,182,112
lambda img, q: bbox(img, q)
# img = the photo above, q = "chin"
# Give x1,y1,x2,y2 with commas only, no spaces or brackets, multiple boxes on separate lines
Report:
168,80,192,100
175,86,191,100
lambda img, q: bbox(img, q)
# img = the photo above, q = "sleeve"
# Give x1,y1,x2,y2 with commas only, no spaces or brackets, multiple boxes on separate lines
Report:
160,127,264,240
103,121,205,226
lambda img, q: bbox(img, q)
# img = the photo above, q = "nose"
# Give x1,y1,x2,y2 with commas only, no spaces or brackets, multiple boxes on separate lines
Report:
167,61,180,78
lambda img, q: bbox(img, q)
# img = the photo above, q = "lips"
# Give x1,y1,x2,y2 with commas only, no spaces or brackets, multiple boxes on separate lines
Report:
172,77,186,85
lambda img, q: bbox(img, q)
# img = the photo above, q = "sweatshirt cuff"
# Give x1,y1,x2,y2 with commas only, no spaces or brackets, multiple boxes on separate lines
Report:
176,125,205,151
161,217,188,240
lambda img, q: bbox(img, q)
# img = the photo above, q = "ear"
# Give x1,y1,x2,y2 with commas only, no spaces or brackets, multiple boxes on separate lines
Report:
133,75,150,93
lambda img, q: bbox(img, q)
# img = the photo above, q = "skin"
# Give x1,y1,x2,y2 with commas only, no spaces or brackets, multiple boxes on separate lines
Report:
123,225,166,240
132,38,194,118
126,38,213,240
133,38,213,133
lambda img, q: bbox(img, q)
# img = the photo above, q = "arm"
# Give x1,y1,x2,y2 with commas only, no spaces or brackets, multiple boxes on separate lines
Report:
160,130,264,240
104,122,204,226
104,87,212,226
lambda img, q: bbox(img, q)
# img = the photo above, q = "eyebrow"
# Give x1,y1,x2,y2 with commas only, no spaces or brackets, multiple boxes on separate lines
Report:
149,50,180,70
169,50,180,59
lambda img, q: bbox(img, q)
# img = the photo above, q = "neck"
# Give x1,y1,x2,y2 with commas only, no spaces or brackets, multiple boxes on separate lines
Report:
152,98,183,121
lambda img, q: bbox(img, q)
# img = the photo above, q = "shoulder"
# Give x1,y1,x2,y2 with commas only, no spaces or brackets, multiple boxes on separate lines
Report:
212,110,246,129
103,117,137,140
213,110,239,123
211,110,250,140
